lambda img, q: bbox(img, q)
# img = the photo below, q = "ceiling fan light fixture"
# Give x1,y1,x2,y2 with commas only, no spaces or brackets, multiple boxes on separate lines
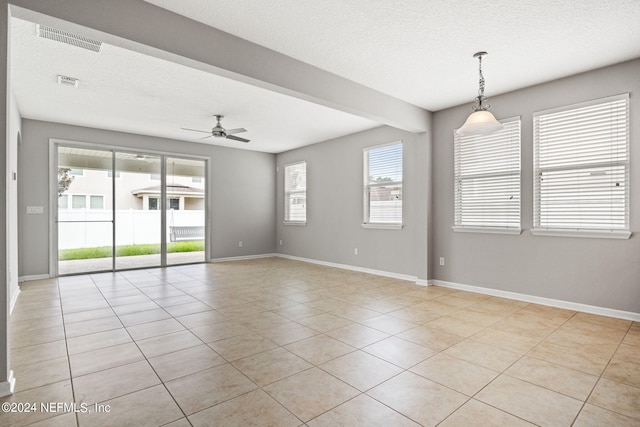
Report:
456,51,503,136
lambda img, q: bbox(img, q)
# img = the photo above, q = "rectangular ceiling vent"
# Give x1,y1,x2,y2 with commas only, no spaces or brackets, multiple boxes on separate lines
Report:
36,24,102,53
57,75,79,88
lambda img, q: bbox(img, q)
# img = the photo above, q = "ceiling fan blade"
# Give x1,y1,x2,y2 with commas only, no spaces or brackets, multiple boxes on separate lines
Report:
225,128,247,135
226,134,250,143
196,135,212,140
181,127,211,134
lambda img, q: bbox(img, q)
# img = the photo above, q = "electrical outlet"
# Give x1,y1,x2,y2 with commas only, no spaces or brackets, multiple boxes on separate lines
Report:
238,241,243,248
439,257,445,266
354,248,359,255
279,240,283,246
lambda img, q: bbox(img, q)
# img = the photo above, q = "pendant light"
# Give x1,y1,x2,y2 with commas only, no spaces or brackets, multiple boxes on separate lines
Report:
456,51,503,136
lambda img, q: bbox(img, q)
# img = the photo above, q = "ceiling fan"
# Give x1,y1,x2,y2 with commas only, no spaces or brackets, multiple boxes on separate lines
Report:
181,115,250,143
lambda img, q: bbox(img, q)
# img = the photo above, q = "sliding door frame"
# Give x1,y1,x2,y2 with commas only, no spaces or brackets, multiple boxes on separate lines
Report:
49,138,211,276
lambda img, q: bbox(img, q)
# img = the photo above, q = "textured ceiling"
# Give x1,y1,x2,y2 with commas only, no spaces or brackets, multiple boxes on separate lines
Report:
10,1,640,154
146,0,640,111
10,17,379,153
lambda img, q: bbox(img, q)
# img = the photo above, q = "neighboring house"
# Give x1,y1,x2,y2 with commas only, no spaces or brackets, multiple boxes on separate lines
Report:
58,168,204,211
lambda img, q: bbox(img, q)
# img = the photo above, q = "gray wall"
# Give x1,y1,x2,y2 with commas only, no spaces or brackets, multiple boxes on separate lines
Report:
431,59,640,313
276,125,430,280
18,119,276,277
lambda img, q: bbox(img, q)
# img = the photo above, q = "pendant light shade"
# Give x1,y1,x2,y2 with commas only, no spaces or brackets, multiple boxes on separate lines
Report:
456,51,503,136
457,110,503,136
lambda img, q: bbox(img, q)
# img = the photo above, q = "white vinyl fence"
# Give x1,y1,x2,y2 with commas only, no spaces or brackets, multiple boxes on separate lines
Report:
58,209,204,250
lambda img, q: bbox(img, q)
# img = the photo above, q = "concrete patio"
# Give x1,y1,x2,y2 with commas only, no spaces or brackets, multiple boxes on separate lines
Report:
58,251,205,275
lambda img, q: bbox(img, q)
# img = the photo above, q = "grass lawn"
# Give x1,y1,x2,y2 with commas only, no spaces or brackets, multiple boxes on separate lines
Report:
59,241,204,261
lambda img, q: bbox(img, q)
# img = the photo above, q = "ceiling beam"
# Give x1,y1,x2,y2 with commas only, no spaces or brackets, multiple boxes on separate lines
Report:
9,0,429,133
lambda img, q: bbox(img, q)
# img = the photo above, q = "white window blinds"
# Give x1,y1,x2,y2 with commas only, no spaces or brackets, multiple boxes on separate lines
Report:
454,117,521,232
363,141,403,225
284,161,307,223
533,94,630,237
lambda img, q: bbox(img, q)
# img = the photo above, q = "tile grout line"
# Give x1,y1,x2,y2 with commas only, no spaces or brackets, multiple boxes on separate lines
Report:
113,270,195,426
56,275,82,427
568,320,636,426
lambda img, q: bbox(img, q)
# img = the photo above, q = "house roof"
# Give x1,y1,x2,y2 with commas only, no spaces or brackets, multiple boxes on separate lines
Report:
131,184,204,198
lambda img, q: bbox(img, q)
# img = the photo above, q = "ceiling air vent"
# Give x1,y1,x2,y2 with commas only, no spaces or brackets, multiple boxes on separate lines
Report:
57,75,79,88
36,24,102,53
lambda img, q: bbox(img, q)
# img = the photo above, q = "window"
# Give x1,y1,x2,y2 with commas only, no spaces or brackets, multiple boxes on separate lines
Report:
149,197,159,210
454,117,521,233
72,194,86,209
168,198,180,210
58,194,68,209
192,177,202,183
284,161,307,224
90,195,104,209
107,170,120,178
533,94,630,238
363,141,402,227
150,174,160,181
69,168,84,176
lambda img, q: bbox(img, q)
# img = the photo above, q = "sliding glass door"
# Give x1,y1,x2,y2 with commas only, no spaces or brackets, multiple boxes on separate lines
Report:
57,147,114,275
56,144,207,275
114,152,163,270
166,157,206,266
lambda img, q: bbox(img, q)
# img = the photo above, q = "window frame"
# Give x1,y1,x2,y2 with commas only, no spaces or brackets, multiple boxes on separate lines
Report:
283,161,307,225
58,194,69,210
453,116,522,235
71,194,87,209
89,195,104,210
148,197,159,210
362,141,403,229
532,93,630,239
168,197,180,210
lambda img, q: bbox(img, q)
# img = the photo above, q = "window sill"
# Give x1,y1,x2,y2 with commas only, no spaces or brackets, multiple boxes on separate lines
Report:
452,226,522,235
283,221,306,226
531,229,631,239
362,223,403,230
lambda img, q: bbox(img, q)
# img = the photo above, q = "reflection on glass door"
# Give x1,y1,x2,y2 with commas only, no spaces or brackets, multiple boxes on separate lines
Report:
57,147,114,275
165,157,206,266
115,153,162,270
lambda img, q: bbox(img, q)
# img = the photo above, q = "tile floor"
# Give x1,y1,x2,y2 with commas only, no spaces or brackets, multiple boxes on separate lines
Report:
2,257,639,426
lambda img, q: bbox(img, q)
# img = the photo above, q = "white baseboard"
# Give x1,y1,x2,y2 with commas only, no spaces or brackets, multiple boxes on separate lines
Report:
9,288,20,315
430,279,640,322
0,370,16,397
18,274,51,282
276,253,423,284
210,253,279,263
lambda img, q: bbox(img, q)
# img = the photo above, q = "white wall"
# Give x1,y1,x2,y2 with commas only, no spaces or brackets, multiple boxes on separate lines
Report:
18,119,276,277
8,90,20,309
431,59,640,314
276,125,431,280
